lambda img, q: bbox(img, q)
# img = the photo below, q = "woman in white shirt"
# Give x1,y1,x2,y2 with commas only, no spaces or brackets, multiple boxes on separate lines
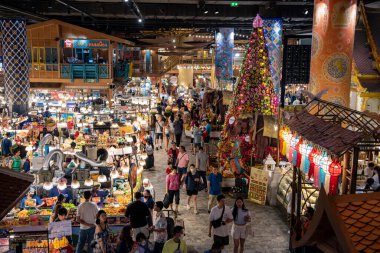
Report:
231,197,251,253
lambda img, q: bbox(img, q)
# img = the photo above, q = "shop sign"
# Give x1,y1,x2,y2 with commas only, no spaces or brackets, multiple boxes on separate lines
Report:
48,220,72,239
63,39,109,49
248,167,269,205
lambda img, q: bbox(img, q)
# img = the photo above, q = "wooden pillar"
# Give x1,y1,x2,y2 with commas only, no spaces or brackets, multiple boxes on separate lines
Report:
350,147,359,194
341,152,349,194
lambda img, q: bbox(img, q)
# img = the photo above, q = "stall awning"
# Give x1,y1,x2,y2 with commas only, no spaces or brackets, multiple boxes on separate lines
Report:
286,110,364,156
0,168,35,220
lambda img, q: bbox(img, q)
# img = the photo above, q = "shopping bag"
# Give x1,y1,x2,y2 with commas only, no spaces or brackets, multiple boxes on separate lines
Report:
163,193,170,209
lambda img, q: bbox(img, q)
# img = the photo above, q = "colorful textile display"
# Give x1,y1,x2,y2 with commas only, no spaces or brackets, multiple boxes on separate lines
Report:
263,18,283,94
215,28,234,81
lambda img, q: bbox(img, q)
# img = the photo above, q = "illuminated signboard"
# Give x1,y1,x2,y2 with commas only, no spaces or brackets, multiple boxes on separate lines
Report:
63,39,109,49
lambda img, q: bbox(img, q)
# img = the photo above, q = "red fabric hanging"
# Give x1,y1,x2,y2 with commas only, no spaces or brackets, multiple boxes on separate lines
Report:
296,139,303,168
308,148,316,180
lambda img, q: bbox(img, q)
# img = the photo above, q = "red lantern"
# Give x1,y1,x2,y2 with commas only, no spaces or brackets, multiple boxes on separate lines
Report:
328,159,342,176
295,139,303,169
328,159,342,195
308,148,317,180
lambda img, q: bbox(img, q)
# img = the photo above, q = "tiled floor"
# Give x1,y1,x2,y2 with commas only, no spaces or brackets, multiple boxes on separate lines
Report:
144,136,290,253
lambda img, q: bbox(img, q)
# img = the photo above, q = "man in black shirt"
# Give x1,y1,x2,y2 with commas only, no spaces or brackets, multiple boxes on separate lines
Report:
125,192,152,240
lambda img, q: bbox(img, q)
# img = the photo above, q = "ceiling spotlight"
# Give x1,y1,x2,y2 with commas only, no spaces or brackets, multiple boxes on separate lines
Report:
138,18,142,23
304,9,309,15
48,0,53,9
215,10,219,14
124,0,129,2
204,10,208,14
172,39,176,43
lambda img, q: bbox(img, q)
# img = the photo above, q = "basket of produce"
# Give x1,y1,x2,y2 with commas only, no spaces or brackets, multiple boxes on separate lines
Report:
44,197,58,207
62,203,76,210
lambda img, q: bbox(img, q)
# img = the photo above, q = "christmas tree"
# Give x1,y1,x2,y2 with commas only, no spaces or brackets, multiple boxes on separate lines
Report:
218,14,278,176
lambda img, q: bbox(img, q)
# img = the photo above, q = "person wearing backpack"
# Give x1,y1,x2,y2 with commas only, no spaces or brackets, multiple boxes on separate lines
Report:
162,226,187,253
150,201,167,253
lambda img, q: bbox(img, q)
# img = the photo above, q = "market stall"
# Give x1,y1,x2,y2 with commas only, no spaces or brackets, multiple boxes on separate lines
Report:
277,98,380,228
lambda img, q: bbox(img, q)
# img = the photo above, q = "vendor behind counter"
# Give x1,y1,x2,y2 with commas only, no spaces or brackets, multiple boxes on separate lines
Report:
20,188,45,209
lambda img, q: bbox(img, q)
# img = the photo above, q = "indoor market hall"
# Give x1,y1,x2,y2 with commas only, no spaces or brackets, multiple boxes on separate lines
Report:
0,1,379,253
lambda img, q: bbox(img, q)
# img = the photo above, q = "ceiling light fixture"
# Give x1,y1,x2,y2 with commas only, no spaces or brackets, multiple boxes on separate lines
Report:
304,8,309,15
138,18,142,23
215,10,219,14
124,0,129,2
172,39,176,43
204,10,209,14
71,179,80,189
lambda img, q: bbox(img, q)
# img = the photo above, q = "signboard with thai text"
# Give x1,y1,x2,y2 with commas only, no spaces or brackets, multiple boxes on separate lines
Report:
63,39,109,49
248,167,269,205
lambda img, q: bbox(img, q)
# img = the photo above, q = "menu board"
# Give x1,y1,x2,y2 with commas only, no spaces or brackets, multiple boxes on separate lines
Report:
48,220,72,239
248,167,269,205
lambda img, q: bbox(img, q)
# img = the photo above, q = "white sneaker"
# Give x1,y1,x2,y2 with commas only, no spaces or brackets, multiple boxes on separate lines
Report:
186,204,191,210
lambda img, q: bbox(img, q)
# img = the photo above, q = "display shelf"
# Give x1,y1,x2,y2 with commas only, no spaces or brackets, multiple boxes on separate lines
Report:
277,168,319,213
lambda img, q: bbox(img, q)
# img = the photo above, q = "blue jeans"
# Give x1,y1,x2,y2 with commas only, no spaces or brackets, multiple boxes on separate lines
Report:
76,227,95,253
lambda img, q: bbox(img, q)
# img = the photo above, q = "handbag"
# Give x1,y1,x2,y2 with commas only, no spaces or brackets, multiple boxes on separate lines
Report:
211,206,225,229
163,193,170,209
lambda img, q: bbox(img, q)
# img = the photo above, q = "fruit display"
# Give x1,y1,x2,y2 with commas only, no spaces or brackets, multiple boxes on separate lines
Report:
26,240,49,248
17,210,35,218
38,209,52,216
25,199,37,207
44,197,57,207
62,203,76,210
24,248,48,253
52,237,69,249
115,196,130,205
0,218,29,227
102,205,126,216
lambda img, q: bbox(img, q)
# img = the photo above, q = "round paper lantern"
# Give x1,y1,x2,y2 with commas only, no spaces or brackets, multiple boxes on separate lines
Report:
329,159,342,176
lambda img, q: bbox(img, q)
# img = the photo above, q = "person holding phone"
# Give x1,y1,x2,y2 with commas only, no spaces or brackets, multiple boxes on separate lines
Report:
231,197,251,253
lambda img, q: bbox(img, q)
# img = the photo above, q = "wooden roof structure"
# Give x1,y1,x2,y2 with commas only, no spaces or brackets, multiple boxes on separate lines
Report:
293,188,380,253
27,19,134,46
286,110,363,156
285,98,380,156
0,168,34,221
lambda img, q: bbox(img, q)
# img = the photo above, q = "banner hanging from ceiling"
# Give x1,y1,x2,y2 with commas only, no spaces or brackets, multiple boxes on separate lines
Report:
263,18,283,95
215,28,234,82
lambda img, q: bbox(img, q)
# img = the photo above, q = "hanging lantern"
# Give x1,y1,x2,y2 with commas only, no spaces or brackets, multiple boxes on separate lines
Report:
308,148,317,180
98,174,107,183
329,159,342,176
110,169,120,179
84,178,94,187
43,181,53,191
57,181,67,191
71,179,80,189
328,159,342,195
295,139,303,168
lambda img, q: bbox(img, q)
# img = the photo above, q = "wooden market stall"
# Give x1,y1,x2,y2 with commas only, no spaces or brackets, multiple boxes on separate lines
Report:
278,98,380,228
